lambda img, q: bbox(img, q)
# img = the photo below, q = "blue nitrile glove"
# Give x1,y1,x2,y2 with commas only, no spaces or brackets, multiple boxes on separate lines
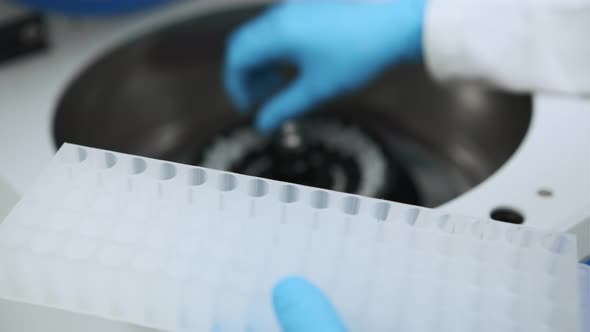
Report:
273,277,347,332
225,0,426,133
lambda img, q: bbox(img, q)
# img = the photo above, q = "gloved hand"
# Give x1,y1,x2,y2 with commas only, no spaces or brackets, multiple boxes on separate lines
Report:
225,0,427,133
273,277,347,332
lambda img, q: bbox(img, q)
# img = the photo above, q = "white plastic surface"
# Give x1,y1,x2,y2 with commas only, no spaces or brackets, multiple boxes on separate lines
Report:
0,144,583,332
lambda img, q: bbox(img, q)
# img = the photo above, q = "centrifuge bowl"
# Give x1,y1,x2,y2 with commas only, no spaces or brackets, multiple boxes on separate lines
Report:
53,5,532,208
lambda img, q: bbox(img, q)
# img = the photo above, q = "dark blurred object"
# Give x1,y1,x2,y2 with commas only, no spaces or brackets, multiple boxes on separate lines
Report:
0,11,48,64
198,119,421,205
13,0,169,16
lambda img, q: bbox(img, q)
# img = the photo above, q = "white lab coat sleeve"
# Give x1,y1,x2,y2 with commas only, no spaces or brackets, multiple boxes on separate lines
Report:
423,0,590,96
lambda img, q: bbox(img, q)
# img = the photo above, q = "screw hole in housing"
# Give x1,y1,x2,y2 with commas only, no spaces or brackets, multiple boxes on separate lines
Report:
491,207,524,225
537,188,553,198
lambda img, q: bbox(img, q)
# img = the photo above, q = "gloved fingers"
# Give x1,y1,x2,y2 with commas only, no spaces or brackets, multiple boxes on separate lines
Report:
244,66,286,108
225,13,288,111
256,74,331,133
273,276,347,332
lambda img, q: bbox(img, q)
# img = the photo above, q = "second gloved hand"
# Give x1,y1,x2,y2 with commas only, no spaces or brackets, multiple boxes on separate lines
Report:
225,0,426,132
273,277,347,332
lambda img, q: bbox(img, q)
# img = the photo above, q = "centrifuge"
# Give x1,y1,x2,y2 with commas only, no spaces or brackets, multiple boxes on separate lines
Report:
0,2,589,332
0,0,588,258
